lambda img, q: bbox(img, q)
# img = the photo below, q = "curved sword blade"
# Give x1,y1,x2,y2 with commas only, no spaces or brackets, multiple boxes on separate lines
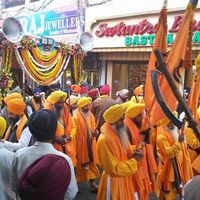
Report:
151,70,183,129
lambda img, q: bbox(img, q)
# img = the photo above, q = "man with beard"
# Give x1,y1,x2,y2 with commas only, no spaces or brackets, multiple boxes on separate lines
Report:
27,87,45,118
156,114,193,200
45,91,77,166
92,84,115,133
1,92,23,124
3,98,32,152
73,97,99,192
124,104,157,200
97,104,143,200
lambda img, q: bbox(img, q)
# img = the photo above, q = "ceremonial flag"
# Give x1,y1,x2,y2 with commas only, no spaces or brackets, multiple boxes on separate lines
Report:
149,3,195,125
144,6,167,119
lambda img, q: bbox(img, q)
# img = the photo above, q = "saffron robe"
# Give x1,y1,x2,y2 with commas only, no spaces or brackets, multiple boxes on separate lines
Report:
97,122,138,200
73,108,99,182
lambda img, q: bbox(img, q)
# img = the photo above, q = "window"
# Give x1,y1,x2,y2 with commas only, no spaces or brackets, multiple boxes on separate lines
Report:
4,0,25,8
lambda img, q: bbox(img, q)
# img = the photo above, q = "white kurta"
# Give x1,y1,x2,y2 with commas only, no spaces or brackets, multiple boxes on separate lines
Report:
11,142,78,200
0,143,15,200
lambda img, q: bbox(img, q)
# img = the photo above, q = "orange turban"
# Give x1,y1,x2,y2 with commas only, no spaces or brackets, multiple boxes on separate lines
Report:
7,98,26,115
134,85,144,96
4,93,23,104
71,84,81,94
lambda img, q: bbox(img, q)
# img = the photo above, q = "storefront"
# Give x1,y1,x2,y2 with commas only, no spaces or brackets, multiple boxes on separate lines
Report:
90,9,200,97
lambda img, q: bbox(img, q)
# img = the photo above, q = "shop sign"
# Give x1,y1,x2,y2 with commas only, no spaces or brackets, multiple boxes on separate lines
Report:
17,6,85,38
95,15,200,46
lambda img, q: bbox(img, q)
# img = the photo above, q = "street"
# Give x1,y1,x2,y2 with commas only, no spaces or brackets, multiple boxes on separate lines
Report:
75,182,158,200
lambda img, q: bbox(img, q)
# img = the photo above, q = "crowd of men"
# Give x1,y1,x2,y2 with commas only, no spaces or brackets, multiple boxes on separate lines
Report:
0,83,200,200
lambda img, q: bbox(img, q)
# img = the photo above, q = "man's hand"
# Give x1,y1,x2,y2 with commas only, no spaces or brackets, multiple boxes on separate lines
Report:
178,134,184,143
64,136,71,142
132,148,143,161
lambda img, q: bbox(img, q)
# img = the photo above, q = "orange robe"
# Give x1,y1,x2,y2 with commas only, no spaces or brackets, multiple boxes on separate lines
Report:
73,108,99,182
45,102,77,165
97,122,138,200
124,116,157,200
156,126,193,200
31,97,45,111
185,127,200,174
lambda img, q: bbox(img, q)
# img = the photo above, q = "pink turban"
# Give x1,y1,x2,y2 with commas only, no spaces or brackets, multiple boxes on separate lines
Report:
100,84,110,95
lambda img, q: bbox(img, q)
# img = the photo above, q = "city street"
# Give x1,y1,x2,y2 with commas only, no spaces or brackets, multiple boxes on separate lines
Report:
75,182,158,200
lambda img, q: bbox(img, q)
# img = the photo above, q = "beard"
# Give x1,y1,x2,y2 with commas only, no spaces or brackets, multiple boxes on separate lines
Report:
112,125,130,150
9,116,20,125
54,105,63,118
167,125,179,141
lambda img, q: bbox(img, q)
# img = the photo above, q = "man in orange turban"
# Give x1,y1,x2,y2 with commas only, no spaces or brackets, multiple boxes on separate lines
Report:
1,92,23,123
133,85,144,103
124,104,157,200
3,98,33,152
97,104,143,200
73,97,99,192
45,91,77,166
70,84,81,96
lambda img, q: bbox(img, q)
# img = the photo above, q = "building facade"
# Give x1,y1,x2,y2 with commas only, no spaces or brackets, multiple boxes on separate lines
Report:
85,0,200,97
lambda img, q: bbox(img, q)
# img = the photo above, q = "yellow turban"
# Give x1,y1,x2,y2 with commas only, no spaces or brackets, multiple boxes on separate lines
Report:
77,97,92,108
7,98,26,115
67,95,80,106
0,116,6,137
125,103,145,118
133,85,144,96
4,93,23,104
158,111,178,127
47,91,67,104
103,104,125,124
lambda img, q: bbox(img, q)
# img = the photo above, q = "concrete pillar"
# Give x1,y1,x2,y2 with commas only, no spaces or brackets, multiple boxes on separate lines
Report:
106,60,113,93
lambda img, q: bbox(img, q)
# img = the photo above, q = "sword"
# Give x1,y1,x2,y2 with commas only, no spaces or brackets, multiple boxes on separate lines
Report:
153,48,200,140
151,70,183,129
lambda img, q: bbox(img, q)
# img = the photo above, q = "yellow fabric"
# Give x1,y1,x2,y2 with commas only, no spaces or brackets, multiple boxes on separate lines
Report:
125,103,145,118
103,104,125,124
67,96,80,106
195,53,200,68
7,98,26,115
185,127,200,173
0,116,6,137
197,106,200,119
4,93,23,104
77,97,92,108
123,100,135,110
47,91,67,104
